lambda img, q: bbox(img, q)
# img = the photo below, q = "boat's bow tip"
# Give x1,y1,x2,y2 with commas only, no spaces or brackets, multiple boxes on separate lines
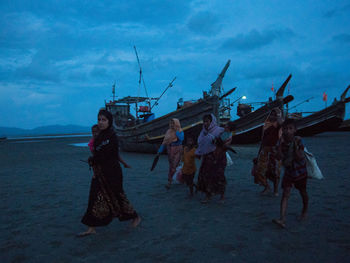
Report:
340,85,350,101
276,74,293,97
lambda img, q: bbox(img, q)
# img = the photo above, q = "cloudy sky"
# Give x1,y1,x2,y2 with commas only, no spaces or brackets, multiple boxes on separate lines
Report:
1,0,349,129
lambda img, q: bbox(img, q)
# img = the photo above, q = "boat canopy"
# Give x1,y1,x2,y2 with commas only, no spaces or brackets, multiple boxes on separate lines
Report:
114,96,158,104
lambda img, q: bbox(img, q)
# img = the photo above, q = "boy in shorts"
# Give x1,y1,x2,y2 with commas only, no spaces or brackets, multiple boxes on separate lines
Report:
273,118,308,228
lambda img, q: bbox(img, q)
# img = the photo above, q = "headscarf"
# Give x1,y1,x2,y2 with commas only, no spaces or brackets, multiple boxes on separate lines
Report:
162,118,182,145
94,109,115,149
195,114,224,155
98,109,113,129
172,118,182,132
263,108,281,129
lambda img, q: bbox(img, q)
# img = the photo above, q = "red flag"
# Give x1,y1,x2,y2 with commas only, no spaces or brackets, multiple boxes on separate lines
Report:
271,81,274,92
323,92,328,101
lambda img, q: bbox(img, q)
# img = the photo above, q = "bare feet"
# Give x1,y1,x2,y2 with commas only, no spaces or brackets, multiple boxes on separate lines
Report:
201,196,211,204
131,216,142,227
297,213,307,221
260,186,270,195
219,195,225,203
77,227,96,237
272,219,286,229
274,192,279,197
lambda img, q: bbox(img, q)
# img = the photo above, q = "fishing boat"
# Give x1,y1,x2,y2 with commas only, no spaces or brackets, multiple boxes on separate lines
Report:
337,119,350,131
105,55,234,153
295,85,350,136
229,74,294,144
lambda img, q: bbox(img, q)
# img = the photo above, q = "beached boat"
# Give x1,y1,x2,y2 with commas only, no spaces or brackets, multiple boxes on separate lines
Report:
105,60,233,153
230,74,294,144
295,86,350,136
337,119,350,131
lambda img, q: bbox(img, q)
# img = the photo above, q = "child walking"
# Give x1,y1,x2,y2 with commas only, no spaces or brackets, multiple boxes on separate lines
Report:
182,137,197,196
273,118,309,228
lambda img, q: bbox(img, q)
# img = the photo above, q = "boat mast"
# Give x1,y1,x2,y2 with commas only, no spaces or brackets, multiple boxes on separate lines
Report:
151,77,177,110
112,81,116,101
210,60,231,122
134,46,151,118
288,97,314,111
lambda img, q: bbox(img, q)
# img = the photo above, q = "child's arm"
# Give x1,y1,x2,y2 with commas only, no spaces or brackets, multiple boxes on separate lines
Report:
276,139,283,160
294,136,305,160
181,148,185,162
118,154,131,168
224,136,232,147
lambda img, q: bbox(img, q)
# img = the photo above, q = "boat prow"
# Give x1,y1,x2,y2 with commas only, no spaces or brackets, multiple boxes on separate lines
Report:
295,85,350,136
230,74,293,144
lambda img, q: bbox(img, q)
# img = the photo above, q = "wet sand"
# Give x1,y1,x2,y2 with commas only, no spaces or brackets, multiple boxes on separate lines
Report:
1,132,350,263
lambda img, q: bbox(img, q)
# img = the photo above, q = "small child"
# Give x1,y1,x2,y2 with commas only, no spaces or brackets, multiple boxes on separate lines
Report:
273,118,309,228
182,137,197,196
88,124,100,153
214,121,236,154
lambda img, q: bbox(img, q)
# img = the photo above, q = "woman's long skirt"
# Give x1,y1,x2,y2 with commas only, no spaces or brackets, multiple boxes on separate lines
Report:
253,146,281,186
197,151,227,196
167,145,183,183
81,165,138,227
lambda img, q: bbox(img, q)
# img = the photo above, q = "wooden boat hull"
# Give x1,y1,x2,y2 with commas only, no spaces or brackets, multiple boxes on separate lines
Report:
296,102,346,136
337,119,350,131
230,98,286,144
115,96,218,153
229,74,293,144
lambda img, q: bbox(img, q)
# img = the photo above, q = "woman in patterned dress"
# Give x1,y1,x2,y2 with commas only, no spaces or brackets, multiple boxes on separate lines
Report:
78,110,141,236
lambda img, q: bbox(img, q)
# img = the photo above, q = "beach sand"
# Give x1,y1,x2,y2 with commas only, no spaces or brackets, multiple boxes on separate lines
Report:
1,132,350,263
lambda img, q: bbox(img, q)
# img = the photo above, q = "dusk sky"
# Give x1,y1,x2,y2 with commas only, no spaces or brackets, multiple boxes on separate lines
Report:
1,0,349,129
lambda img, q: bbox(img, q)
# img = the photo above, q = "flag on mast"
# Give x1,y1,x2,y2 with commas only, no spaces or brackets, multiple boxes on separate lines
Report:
323,92,327,101
271,81,274,92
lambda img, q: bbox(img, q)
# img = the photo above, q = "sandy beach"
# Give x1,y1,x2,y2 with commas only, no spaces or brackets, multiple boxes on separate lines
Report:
1,132,350,263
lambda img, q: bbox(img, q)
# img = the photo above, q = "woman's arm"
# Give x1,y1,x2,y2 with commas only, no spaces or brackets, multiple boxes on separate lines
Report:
118,154,131,168
176,131,184,142
157,144,165,154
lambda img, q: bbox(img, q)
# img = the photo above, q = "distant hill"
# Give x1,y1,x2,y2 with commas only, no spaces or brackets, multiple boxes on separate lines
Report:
0,125,91,137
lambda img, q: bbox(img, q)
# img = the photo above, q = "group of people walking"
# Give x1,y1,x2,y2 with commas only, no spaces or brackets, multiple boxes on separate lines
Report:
252,108,309,228
79,107,309,236
157,114,235,202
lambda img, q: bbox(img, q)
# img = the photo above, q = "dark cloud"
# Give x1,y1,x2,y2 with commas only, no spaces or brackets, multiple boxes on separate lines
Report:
187,11,222,36
15,65,60,83
221,28,295,51
333,34,350,43
14,50,61,83
89,66,110,79
323,4,350,18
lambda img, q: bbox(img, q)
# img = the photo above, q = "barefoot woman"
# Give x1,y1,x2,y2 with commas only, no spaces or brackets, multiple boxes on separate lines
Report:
157,118,184,189
253,108,283,195
196,114,228,203
79,110,141,236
